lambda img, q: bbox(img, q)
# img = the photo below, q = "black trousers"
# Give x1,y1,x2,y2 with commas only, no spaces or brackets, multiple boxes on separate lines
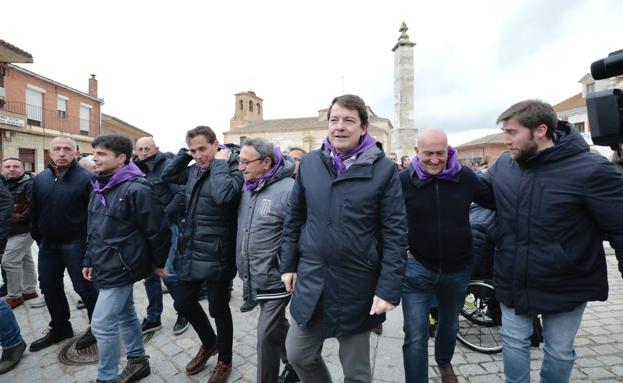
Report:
175,279,233,363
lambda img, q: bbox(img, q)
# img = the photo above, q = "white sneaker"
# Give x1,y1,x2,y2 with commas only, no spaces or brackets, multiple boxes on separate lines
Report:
29,297,46,308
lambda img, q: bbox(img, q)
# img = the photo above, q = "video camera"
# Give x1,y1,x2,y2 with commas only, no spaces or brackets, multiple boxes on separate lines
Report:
587,49,623,152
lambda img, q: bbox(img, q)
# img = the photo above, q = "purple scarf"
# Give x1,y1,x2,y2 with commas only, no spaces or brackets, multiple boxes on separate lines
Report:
245,148,283,191
91,161,145,208
412,146,462,181
195,144,230,173
323,132,378,176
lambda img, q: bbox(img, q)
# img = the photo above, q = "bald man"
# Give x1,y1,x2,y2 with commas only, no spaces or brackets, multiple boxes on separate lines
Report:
134,137,188,335
398,129,494,383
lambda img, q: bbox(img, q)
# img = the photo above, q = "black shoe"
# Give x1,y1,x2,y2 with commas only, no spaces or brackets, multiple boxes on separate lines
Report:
30,327,74,352
76,300,86,310
372,323,383,336
141,319,162,334
75,328,97,350
118,355,150,383
172,315,189,335
240,299,258,312
0,339,26,374
0,285,6,298
278,364,300,383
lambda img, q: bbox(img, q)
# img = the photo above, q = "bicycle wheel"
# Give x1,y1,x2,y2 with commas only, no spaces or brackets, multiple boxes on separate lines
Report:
456,280,502,354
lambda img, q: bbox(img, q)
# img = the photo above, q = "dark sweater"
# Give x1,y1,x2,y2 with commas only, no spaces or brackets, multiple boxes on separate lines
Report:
399,166,493,273
30,160,92,244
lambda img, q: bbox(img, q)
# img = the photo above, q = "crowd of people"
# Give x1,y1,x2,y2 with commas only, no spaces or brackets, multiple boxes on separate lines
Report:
0,95,622,383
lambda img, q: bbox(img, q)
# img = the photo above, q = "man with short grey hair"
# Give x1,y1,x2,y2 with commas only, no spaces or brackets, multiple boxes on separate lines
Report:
237,138,299,383
29,136,99,352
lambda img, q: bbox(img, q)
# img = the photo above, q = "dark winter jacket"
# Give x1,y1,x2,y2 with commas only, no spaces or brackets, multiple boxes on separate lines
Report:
30,160,92,244
483,122,623,315
84,163,171,288
135,152,185,223
162,147,243,282
4,172,33,237
237,157,295,301
399,166,494,273
280,144,408,338
469,203,496,280
0,181,12,253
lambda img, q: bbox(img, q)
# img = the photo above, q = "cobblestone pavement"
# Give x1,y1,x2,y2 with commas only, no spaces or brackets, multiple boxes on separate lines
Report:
4,246,623,382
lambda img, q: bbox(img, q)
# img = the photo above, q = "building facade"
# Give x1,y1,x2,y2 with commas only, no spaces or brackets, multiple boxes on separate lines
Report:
223,91,393,152
0,64,102,172
456,132,506,167
101,113,151,144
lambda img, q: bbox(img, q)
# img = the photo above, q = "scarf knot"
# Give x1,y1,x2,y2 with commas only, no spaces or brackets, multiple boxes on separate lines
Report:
412,146,462,181
322,132,378,176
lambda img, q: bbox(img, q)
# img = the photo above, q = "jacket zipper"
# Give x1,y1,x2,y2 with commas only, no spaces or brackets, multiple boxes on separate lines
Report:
435,182,443,274
117,250,132,271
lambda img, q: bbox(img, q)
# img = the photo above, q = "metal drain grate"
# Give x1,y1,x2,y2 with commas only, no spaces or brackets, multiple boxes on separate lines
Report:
58,332,155,366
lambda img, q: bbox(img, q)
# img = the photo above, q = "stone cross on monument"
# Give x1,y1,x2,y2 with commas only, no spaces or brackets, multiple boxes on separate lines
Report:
391,22,418,158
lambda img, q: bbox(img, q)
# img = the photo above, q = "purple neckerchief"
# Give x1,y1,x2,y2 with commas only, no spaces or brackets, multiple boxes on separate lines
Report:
195,144,231,173
412,146,462,181
323,132,378,176
245,148,283,191
91,162,145,208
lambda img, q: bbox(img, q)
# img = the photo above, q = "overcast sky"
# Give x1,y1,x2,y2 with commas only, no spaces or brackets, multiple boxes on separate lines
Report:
4,0,623,150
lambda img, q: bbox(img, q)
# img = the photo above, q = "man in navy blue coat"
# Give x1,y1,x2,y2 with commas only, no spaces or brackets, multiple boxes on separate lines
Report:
483,100,623,383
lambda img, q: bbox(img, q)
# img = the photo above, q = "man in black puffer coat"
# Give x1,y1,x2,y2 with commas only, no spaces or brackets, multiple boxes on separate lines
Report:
482,100,623,383
162,126,243,382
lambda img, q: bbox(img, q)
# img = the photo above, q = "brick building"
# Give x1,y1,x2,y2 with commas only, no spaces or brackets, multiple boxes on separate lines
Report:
0,62,103,172
0,39,151,172
101,113,151,144
223,91,393,152
456,132,506,167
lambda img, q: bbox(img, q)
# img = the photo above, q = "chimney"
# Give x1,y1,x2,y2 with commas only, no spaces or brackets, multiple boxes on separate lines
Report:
88,74,97,97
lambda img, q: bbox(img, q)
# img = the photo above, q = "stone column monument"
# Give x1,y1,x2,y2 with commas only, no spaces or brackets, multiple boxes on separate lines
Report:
391,22,417,158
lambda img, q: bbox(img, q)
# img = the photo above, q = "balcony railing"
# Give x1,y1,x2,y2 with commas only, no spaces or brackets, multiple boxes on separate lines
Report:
0,101,99,136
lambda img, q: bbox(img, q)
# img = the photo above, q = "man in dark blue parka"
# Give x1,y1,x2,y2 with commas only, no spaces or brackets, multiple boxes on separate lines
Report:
483,100,623,383
280,94,408,382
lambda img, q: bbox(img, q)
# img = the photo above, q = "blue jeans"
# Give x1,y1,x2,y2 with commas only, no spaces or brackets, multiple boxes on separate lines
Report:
500,302,586,383
144,223,179,322
38,239,99,331
402,257,471,383
91,284,145,381
0,298,22,349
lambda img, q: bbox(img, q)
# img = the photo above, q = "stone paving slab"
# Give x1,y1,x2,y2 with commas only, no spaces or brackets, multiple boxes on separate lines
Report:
5,246,623,382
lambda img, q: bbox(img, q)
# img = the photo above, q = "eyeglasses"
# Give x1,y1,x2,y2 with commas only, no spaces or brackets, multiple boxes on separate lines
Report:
239,158,263,166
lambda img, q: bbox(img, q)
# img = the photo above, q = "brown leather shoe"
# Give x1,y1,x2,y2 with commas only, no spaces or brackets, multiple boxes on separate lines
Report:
185,344,217,375
207,361,231,383
5,296,24,309
438,364,458,383
22,292,38,301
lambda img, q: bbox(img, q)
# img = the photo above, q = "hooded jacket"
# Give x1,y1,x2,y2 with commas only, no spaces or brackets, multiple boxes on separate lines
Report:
84,162,171,288
236,157,295,300
280,144,408,338
162,146,243,282
4,172,33,237
484,122,623,315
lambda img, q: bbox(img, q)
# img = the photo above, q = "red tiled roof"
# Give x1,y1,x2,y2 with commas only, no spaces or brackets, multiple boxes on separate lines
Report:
0,40,33,63
553,92,585,112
